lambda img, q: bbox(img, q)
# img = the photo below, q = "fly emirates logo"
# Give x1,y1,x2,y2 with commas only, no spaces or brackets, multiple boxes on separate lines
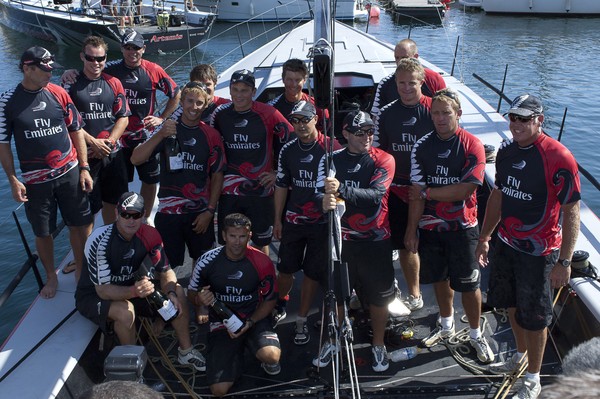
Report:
501,175,532,201
178,152,204,171
226,133,260,150
125,88,147,105
217,286,252,303
24,118,64,139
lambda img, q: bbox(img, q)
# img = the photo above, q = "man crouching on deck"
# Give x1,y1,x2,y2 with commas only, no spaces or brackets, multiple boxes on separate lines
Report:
75,192,206,372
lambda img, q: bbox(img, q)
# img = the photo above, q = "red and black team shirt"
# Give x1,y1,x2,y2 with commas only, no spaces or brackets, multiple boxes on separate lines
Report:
104,59,178,144
0,83,82,184
65,72,130,153
152,120,226,214
276,134,342,224
189,246,278,332
78,223,170,291
411,127,485,231
374,96,434,202
268,92,330,131
202,96,230,124
210,101,292,197
316,147,395,241
371,68,446,118
495,134,581,256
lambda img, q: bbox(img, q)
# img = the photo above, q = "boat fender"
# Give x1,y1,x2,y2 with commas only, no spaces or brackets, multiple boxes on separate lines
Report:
368,5,380,19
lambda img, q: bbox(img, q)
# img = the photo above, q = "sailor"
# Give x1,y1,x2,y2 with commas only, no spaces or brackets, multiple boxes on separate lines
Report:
317,110,396,372
0,46,93,298
272,101,342,341
373,57,435,312
210,69,292,254
370,38,446,120
64,35,130,227
187,213,281,397
75,192,206,371
404,88,494,364
476,94,581,399
131,82,225,273
189,64,231,123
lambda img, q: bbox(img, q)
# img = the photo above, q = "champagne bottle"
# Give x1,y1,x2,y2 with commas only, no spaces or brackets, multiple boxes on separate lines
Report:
134,255,179,323
209,298,244,334
164,135,183,173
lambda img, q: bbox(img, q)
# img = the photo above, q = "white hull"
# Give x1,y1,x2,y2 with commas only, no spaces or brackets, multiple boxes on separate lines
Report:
482,0,600,15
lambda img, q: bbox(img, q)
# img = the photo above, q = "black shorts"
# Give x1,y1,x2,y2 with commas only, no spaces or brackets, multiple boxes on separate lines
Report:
277,222,328,283
75,288,156,333
418,227,480,292
338,239,395,307
206,318,280,385
486,240,558,331
154,212,215,266
217,195,274,247
388,193,409,250
89,151,129,214
24,167,93,237
121,145,160,185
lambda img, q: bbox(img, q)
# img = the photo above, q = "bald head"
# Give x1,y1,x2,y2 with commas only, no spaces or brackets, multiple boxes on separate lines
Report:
394,39,419,65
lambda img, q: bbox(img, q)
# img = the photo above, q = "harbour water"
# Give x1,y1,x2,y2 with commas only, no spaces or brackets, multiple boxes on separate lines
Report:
1,5,600,343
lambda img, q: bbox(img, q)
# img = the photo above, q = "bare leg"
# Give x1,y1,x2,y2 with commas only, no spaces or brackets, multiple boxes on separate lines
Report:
140,182,157,222
298,276,319,318
508,308,528,354
108,300,136,345
276,272,294,301
525,327,547,374
69,223,93,283
433,280,454,318
102,202,117,225
210,382,234,397
369,304,389,346
399,249,420,298
461,289,482,329
253,243,269,255
36,235,57,299
171,285,192,350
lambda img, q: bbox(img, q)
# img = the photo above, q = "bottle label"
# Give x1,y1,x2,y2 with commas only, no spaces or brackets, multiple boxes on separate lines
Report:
158,299,178,321
169,154,183,171
223,315,244,333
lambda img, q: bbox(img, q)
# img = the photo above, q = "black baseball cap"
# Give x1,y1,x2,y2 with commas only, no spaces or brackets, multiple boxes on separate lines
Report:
230,69,255,88
121,30,145,48
505,94,543,117
343,110,374,133
117,192,145,214
289,101,316,118
20,46,63,72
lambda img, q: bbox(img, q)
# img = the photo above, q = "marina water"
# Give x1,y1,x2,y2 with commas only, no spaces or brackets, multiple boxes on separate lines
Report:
1,6,600,343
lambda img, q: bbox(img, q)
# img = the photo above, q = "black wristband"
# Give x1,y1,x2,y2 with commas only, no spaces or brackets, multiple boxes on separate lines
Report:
167,290,177,298
246,318,255,329
79,165,91,172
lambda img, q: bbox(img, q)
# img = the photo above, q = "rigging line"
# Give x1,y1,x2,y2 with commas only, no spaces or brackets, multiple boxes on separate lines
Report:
0,308,77,384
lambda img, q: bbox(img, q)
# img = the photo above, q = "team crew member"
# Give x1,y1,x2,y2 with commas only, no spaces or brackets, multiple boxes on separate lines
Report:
317,110,396,372
75,192,206,371
371,38,446,121
374,57,434,311
210,69,292,253
132,82,226,270
65,36,130,226
188,213,281,397
405,89,494,364
0,46,93,298
476,95,581,399
272,101,342,341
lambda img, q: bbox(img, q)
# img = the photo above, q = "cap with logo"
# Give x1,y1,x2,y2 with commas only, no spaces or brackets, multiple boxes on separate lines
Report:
230,69,255,88
343,110,374,133
121,30,145,48
505,94,543,117
20,46,63,72
289,100,316,118
117,192,145,214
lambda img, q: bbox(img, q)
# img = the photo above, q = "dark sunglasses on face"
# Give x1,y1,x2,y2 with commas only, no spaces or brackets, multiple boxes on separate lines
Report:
84,54,107,63
508,114,537,123
123,45,142,51
120,212,143,220
351,128,375,137
289,116,314,124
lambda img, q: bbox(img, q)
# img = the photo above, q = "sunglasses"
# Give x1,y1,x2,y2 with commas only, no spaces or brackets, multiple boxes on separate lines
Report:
184,81,208,91
508,114,537,123
83,54,107,63
289,116,314,124
120,212,143,220
351,128,375,137
433,89,460,102
123,45,142,51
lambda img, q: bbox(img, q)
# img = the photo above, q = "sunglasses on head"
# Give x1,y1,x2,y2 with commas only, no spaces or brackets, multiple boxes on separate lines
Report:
123,45,142,51
120,212,143,220
184,81,208,91
351,128,375,137
83,54,107,63
508,114,537,123
289,115,314,124
433,89,460,102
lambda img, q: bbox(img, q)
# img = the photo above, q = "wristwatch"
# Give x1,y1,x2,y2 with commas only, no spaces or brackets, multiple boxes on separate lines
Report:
558,258,571,268
419,188,428,200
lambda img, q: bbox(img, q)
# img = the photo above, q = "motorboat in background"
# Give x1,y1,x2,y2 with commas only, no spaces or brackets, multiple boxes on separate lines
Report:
481,0,600,15
457,0,482,9
193,0,368,21
0,0,217,53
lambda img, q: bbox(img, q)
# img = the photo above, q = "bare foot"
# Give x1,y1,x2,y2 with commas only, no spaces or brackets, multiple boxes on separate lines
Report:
40,276,58,299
